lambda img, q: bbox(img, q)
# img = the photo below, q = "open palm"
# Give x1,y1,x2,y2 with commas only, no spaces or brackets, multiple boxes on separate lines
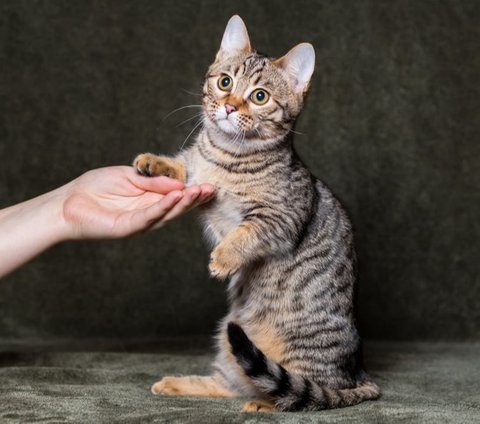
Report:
62,166,214,239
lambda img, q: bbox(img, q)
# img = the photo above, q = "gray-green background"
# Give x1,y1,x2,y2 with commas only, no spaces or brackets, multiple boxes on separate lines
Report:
0,0,478,342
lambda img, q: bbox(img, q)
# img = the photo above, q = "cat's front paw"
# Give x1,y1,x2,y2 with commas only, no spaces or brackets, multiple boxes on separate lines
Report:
133,153,183,179
209,244,242,280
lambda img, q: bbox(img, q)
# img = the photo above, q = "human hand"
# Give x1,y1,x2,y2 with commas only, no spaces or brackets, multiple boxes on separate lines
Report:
61,166,215,239
0,165,215,278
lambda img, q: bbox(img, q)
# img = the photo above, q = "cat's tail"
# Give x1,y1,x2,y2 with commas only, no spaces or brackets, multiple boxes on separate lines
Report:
227,322,380,412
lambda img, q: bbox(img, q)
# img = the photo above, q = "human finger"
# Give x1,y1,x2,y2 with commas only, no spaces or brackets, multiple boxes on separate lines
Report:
128,168,185,194
152,186,202,226
195,184,216,205
125,190,184,234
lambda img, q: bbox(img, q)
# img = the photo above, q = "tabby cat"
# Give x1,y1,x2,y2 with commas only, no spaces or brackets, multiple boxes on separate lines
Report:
134,15,380,412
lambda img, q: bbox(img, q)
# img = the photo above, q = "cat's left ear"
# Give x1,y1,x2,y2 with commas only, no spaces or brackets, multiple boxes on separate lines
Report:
275,43,315,95
218,15,251,57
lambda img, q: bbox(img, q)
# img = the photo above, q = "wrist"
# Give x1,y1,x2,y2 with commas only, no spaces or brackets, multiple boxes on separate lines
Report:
44,182,75,243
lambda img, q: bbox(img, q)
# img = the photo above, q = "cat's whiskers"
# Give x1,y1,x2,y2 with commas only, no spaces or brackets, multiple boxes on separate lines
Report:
163,104,203,120
287,128,305,136
230,131,243,160
179,118,204,150
232,130,246,161
176,112,204,127
254,127,263,140
181,88,203,97
231,127,242,146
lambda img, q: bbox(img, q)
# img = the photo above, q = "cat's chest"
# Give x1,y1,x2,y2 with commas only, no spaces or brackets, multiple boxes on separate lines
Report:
204,190,243,242
187,161,244,242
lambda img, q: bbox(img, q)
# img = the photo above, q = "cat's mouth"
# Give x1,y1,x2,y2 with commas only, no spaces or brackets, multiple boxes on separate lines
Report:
216,116,238,134
207,106,256,140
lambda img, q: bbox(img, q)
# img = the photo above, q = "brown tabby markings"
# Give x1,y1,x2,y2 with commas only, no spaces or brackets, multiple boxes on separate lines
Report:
135,15,380,412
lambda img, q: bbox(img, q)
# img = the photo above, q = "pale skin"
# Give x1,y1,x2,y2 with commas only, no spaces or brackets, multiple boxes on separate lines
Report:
0,166,215,279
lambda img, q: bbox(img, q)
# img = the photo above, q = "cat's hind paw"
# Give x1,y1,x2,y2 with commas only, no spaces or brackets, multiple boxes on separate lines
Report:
242,400,276,412
151,375,235,397
151,377,179,396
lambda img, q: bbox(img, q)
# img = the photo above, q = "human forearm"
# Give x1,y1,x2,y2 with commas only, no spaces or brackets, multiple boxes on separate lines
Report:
0,185,70,278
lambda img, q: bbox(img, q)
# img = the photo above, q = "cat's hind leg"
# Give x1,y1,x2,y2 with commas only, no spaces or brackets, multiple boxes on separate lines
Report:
242,399,276,412
151,374,236,397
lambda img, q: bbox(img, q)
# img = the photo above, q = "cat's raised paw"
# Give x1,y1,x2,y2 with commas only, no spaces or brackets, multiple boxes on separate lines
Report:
133,153,184,179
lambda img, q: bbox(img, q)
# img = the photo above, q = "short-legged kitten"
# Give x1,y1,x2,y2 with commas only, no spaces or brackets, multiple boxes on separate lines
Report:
134,15,380,412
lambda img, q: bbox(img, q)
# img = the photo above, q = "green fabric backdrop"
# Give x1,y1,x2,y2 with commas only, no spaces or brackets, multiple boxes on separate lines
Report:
0,0,479,341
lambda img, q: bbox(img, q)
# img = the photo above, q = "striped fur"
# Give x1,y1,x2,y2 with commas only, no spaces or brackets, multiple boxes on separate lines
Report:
136,15,380,412
227,323,379,411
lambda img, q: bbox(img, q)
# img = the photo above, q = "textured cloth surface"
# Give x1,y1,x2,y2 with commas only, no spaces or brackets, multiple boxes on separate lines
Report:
1,341,479,423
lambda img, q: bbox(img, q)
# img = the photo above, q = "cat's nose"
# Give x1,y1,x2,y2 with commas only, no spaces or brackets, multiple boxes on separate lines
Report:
225,103,237,115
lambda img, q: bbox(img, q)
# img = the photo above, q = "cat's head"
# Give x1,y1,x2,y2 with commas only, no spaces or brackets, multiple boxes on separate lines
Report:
202,15,315,152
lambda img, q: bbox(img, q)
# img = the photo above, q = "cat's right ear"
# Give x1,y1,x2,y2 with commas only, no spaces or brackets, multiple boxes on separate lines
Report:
275,43,315,96
217,15,251,58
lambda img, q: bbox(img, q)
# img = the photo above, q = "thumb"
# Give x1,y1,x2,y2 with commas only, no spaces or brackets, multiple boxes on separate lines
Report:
129,168,185,194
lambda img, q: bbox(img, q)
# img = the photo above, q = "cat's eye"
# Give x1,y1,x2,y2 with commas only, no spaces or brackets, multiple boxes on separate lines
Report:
218,75,233,91
250,89,270,105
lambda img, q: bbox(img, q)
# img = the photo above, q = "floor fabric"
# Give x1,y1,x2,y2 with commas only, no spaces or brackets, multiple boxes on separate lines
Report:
0,341,479,423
